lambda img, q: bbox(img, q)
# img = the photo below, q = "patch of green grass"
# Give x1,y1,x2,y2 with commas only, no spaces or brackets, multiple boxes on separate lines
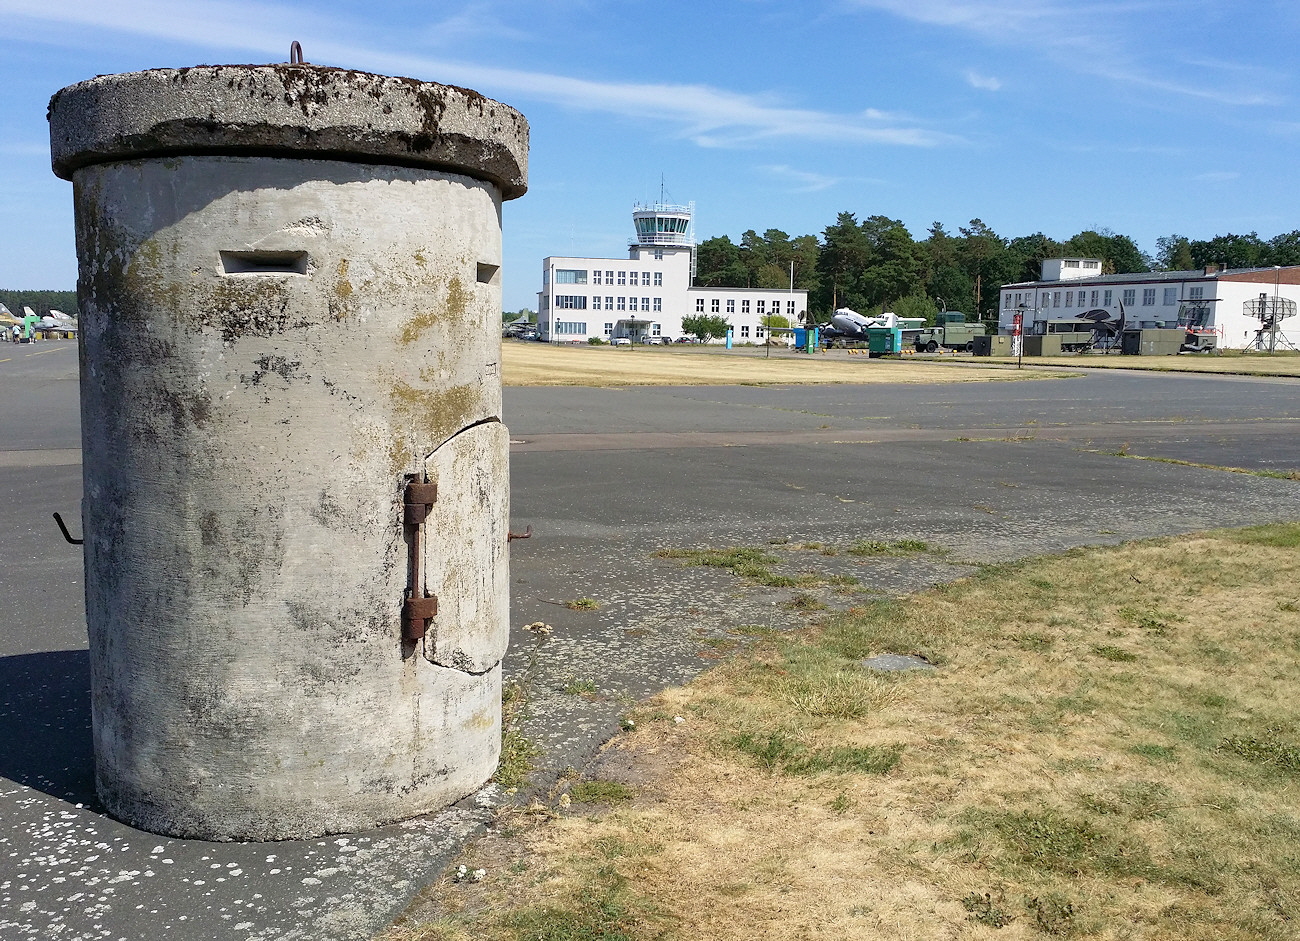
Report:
562,679,599,696
845,538,934,556
961,891,1016,928
499,865,655,941
1076,780,1175,819
728,730,902,776
784,593,827,612
1090,644,1138,662
1013,632,1054,652
654,546,818,588
564,597,602,610
568,779,635,805
1220,732,1300,774
1130,743,1178,762
495,730,540,790
1025,893,1078,936
1224,522,1300,547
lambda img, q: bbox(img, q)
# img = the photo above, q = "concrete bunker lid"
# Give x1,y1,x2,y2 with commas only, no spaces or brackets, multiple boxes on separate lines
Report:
48,64,528,199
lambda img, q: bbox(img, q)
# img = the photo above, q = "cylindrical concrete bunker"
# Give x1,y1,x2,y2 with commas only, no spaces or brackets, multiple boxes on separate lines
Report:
49,64,527,840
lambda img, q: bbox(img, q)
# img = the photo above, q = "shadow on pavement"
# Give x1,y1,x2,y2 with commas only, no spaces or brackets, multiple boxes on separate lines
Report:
0,649,97,805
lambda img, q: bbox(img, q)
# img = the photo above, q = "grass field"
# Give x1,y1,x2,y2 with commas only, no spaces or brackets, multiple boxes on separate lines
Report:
501,341,1300,386
384,522,1300,941
979,350,1300,379
501,341,1068,386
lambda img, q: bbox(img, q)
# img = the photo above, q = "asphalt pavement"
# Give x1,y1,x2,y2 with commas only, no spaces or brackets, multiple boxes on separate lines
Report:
2,339,1298,940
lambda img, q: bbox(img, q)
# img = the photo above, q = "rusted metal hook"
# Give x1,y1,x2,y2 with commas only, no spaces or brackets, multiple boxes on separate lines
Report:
508,525,533,542
289,41,307,65
53,512,83,545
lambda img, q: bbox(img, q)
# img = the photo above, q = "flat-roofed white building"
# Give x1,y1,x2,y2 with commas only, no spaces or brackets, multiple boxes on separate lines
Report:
538,202,808,343
1000,259,1300,350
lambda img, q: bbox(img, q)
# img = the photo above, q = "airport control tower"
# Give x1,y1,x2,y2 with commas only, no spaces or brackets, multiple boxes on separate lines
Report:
630,201,696,278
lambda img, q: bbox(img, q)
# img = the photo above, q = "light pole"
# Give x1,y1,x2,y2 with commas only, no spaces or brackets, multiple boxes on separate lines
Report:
1014,303,1026,369
1272,266,1282,353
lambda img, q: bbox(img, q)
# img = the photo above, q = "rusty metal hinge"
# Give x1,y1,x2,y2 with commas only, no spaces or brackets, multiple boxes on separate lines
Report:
402,478,438,641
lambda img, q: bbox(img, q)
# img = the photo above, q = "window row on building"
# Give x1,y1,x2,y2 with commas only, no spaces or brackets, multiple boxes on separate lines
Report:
695,297,798,316
551,268,663,287
551,295,664,312
1005,286,1203,310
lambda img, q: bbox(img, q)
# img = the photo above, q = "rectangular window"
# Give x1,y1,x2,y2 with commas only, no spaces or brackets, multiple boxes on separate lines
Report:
1083,260,1100,269
756,326,766,338
606,271,614,284
641,298,650,312
1065,291,1073,307
771,299,780,313
555,295,587,309
654,272,663,286
1103,289,1113,306
740,325,751,338
555,269,587,284
1189,286,1204,300
1163,287,1177,305
652,323,661,335
742,300,751,314
555,321,587,335
1142,288,1155,306
641,272,650,286
1064,259,1079,268
696,298,705,312
1053,292,1061,308
653,250,664,260
711,298,720,313
727,299,735,313
605,296,613,310
1014,293,1021,307
617,297,626,311
628,296,637,311
787,300,795,315
1090,290,1098,306
617,271,627,286
653,297,662,312
1122,289,1136,306
591,271,602,286
757,300,766,314
604,322,613,336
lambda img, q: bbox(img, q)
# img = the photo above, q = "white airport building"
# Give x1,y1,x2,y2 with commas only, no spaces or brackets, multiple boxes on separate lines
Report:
538,202,809,343
999,259,1300,350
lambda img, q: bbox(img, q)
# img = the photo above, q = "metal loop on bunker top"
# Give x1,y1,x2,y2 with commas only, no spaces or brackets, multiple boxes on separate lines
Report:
289,41,306,64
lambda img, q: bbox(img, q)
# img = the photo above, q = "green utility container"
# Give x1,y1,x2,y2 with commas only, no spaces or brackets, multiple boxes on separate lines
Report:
867,327,896,357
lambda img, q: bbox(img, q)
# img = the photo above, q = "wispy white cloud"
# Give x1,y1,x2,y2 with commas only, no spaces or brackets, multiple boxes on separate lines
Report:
760,164,842,193
843,0,1282,107
0,0,959,149
964,70,1001,91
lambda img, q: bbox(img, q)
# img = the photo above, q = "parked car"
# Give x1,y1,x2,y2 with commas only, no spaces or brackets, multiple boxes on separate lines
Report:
611,337,631,346
642,336,668,345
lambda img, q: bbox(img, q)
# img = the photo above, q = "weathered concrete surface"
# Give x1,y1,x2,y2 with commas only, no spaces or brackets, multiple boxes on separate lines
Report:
49,65,526,841
3,357,1300,940
48,66,528,199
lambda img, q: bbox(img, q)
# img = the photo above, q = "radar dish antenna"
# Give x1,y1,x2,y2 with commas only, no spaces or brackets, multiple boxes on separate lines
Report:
1244,292,1297,352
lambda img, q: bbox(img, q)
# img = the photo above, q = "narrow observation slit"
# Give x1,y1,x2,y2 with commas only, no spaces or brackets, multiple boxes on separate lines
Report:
220,250,309,275
476,262,500,285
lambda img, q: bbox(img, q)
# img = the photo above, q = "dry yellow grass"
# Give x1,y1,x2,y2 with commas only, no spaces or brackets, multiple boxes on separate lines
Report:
387,523,1300,940
984,350,1300,377
501,342,1068,386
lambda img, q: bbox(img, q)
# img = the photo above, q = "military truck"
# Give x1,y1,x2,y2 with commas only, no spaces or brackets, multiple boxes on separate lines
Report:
914,313,986,352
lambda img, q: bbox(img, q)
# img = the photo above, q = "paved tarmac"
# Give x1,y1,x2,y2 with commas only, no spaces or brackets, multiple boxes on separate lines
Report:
2,339,1298,940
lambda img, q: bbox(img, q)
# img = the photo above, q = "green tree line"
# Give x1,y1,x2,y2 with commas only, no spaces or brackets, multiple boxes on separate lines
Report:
0,290,79,318
694,217,1300,325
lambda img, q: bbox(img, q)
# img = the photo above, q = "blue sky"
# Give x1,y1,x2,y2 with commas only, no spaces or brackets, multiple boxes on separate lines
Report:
1,0,1297,311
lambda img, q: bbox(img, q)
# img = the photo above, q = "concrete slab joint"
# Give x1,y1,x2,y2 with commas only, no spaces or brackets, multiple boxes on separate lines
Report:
48,62,528,841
